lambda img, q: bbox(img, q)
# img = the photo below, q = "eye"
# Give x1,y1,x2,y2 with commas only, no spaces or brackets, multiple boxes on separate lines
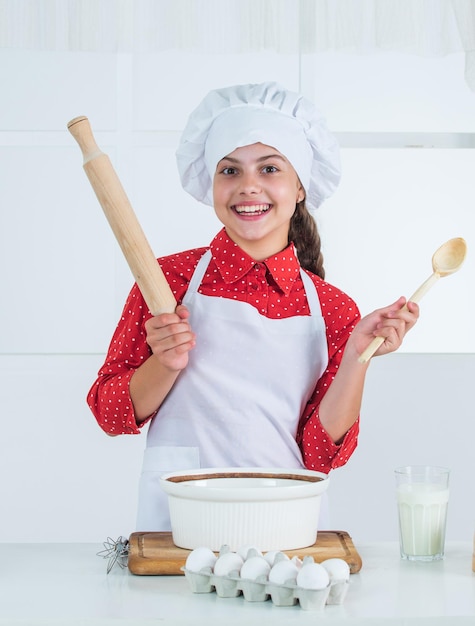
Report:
262,165,278,174
220,166,238,175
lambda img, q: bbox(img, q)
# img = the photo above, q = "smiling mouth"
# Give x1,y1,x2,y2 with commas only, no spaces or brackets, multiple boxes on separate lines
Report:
232,204,272,215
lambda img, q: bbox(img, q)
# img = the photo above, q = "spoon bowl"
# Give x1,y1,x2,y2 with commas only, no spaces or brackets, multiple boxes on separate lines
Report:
432,237,467,277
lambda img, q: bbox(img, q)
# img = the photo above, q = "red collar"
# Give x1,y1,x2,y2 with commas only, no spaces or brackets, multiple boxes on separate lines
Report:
209,229,301,296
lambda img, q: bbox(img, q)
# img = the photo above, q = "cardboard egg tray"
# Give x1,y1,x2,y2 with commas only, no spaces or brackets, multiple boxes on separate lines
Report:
182,565,349,611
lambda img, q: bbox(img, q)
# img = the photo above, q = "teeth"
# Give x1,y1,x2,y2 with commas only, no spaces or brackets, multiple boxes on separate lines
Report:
234,204,270,214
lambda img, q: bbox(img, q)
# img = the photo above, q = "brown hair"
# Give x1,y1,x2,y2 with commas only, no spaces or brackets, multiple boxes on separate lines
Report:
288,200,325,279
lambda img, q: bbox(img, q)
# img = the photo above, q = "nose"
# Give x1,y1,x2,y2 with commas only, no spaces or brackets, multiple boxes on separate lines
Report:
239,171,261,195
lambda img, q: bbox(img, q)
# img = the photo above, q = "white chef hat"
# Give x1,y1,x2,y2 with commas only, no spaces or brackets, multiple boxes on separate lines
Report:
176,82,341,212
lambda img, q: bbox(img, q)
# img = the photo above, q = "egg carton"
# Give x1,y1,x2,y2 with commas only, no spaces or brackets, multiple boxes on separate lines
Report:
182,566,349,611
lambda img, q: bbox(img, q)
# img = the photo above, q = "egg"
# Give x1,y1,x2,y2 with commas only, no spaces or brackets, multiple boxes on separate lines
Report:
240,555,271,581
237,545,262,560
296,562,330,590
185,546,217,573
213,551,244,577
268,559,299,585
264,550,287,566
320,558,351,581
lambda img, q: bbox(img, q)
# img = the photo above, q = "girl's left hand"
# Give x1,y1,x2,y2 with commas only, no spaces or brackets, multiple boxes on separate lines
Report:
348,296,419,359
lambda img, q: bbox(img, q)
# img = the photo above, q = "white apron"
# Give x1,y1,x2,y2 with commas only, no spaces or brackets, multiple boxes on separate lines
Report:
137,250,329,530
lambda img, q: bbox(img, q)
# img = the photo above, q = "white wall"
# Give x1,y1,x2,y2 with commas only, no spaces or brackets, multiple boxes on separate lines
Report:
0,47,473,543
329,353,475,543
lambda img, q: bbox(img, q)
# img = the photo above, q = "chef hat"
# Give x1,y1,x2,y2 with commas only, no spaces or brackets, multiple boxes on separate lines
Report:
176,81,341,212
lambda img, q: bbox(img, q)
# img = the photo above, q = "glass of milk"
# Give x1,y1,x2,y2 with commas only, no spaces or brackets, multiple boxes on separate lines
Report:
395,465,450,561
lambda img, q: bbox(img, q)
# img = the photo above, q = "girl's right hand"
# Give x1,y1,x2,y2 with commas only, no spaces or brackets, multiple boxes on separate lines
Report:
144,304,196,372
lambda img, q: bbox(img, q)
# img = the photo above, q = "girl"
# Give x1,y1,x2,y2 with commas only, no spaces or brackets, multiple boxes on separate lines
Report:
88,82,418,530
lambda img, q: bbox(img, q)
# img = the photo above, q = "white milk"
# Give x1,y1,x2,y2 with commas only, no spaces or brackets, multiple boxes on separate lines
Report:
396,482,449,559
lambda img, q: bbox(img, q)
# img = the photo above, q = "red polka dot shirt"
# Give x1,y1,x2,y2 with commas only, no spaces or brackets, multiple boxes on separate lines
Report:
88,228,360,473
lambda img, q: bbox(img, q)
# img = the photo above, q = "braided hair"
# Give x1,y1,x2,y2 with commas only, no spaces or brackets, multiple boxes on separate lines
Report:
288,200,325,279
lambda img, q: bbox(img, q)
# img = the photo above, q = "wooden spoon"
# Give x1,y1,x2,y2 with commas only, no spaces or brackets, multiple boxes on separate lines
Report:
358,237,467,363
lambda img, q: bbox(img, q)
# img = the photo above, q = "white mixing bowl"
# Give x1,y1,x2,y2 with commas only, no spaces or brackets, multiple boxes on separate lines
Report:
160,467,329,551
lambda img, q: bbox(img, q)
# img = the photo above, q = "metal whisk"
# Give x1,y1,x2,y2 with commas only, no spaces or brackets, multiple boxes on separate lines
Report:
97,536,129,574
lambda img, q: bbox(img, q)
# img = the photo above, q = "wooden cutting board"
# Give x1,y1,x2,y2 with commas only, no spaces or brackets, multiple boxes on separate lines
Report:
128,530,362,576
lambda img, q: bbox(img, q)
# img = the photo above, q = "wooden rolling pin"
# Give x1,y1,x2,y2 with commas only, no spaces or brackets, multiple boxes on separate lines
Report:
67,116,176,316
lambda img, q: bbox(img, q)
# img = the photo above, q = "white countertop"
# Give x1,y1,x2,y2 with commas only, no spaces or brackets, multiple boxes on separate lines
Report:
1,541,474,625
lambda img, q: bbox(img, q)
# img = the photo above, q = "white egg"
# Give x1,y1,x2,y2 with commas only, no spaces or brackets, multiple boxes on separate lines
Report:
296,562,330,590
320,558,350,581
185,546,217,573
213,551,244,576
268,559,299,585
264,550,288,566
240,556,271,581
237,544,262,560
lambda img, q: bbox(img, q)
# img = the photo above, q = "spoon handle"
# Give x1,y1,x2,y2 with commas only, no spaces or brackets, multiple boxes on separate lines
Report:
357,272,440,363
407,271,440,304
